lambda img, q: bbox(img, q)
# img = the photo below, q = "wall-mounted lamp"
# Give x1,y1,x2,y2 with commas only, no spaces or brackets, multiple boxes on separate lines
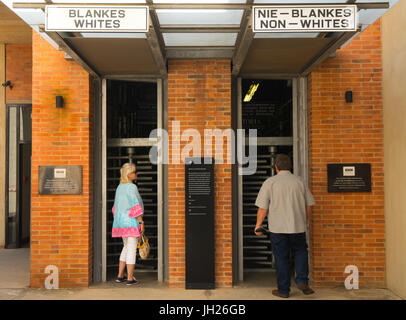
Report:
1,81,13,90
345,91,353,103
56,96,64,109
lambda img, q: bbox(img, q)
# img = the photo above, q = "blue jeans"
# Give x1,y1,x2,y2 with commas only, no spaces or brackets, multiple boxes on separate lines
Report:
269,232,309,295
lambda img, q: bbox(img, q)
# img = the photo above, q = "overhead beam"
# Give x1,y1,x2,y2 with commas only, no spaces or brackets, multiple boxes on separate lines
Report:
40,27,100,78
166,47,234,59
146,0,167,76
13,2,391,10
232,0,254,76
299,28,361,76
160,25,240,33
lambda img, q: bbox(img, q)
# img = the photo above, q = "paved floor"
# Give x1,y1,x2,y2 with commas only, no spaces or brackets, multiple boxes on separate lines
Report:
0,248,403,300
0,248,30,289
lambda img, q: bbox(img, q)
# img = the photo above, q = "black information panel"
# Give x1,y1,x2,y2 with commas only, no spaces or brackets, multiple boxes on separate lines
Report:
38,165,82,195
327,163,371,193
185,158,215,290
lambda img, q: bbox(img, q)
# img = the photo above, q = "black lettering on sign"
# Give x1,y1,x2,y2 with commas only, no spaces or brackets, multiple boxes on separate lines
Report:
258,9,268,18
69,9,76,18
74,20,85,28
344,8,352,17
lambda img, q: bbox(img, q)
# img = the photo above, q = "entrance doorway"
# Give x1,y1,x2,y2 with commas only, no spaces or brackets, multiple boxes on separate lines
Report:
102,79,163,282
237,78,309,283
5,104,31,249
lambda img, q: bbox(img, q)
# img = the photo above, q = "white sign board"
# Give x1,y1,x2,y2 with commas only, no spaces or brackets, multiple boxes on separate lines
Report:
45,6,149,32
253,5,357,33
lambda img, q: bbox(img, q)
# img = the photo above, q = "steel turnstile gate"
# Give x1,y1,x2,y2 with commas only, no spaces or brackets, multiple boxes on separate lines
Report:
242,145,293,272
106,146,158,277
103,79,160,280
243,146,275,271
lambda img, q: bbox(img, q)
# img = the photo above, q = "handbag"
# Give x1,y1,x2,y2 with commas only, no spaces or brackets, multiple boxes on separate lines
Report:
137,234,150,260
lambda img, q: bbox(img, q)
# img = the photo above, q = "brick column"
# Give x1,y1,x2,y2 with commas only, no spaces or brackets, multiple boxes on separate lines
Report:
30,31,93,287
308,21,385,287
167,60,232,288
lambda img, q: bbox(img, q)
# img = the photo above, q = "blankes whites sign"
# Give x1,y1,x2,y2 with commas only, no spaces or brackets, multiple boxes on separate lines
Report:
45,6,149,32
253,5,357,33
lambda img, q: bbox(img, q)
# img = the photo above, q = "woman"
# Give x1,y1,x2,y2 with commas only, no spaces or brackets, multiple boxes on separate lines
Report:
112,163,145,285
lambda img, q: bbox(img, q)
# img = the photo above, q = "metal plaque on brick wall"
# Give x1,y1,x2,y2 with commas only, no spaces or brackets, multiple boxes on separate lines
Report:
327,163,371,193
39,166,82,195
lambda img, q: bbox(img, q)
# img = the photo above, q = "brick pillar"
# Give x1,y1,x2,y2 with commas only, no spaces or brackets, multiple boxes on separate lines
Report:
167,60,232,288
30,31,93,288
308,21,385,287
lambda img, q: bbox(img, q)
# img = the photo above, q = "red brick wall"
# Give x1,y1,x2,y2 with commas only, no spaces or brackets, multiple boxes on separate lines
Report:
308,21,385,287
167,60,232,288
5,44,32,102
30,31,93,288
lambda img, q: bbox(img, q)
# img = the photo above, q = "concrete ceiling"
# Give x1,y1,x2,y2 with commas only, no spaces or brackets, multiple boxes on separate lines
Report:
0,2,31,44
65,38,159,76
240,38,334,76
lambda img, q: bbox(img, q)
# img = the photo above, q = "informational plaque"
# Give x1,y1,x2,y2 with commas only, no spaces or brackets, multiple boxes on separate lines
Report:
185,158,215,290
39,165,82,195
327,163,371,193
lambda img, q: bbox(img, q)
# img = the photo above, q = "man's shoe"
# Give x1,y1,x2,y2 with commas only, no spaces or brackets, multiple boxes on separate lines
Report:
272,289,289,298
297,284,315,295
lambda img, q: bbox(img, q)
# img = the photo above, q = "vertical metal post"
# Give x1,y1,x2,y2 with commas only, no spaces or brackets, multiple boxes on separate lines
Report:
101,79,107,282
157,78,164,282
237,77,244,282
297,76,311,283
299,77,309,187
292,78,299,176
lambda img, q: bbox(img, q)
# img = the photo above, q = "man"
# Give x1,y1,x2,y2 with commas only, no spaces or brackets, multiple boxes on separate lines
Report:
254,154,315,298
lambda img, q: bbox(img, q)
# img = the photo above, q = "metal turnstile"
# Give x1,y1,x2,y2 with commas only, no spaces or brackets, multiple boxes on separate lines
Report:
104,80,159,279
106,146,158,277
242,145,293,271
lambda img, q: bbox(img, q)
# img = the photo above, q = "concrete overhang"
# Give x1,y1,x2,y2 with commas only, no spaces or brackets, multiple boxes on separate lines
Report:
2,1,399,78
0,1,31,44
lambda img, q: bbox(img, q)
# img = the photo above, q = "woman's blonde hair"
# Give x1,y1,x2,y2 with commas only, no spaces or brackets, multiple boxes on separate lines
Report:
120,163,136,184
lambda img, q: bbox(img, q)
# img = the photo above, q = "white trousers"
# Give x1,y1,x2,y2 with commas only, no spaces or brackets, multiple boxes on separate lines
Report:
119,237,138,265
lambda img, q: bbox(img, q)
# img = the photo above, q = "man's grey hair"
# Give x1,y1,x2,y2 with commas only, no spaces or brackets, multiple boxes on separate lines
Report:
275,154,292,171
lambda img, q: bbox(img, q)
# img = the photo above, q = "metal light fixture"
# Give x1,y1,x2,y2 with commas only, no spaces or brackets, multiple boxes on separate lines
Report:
56,96,64,108
1,80,13,90
345,91,353,103
243,83,260,102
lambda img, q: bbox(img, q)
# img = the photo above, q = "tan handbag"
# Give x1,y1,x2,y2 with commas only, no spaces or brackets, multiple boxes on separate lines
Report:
137,234,150,260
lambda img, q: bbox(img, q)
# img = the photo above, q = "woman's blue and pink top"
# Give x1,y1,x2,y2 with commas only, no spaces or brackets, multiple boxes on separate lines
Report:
112,183,144,238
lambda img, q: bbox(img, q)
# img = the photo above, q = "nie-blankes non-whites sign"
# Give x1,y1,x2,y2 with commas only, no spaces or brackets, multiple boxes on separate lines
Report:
45,6,149,32
253,5,357,33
